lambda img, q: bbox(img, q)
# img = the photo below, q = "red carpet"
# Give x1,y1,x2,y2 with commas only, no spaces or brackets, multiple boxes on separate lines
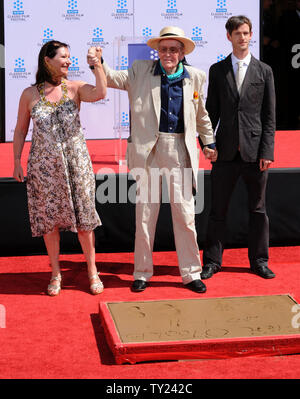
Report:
1,130,300,178
0,246,300,379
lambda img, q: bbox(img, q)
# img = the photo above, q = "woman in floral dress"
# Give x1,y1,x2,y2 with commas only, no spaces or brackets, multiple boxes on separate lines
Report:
13,41,106,296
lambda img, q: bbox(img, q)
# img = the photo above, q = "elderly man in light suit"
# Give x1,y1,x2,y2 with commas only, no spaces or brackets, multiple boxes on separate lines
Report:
88,27,217,293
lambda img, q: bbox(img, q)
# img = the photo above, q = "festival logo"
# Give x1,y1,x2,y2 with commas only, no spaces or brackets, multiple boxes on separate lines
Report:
121,111,129,128
87,28,109,48
111,0,133,20
191,27,208,48
141,27,153,43
42,28,54,43
211,0,232,20
7,0,30,22
149,50,159,61
249,38,258,48
216,0,227,12
62,0,84,21
116,56,128,70
161,0,183,20
68,56,85,79
9,57,31,79
217,54,226,62
36,28,55,48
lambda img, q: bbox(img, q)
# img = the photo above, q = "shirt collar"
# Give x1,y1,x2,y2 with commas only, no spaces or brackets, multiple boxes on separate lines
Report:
154,61,190,79
231,52,252,67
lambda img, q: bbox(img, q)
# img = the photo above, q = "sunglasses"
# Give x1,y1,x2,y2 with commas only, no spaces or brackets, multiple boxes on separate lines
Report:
158,46,182,55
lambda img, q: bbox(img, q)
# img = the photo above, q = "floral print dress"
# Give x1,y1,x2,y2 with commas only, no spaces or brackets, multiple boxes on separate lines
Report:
27,79,101,237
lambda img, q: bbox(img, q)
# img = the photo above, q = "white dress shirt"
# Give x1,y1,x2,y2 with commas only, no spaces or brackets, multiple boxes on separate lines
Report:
231,52,251,93
231,52,252,76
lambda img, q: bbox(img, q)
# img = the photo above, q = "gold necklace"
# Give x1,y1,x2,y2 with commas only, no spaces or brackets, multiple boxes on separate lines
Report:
39,79,68,108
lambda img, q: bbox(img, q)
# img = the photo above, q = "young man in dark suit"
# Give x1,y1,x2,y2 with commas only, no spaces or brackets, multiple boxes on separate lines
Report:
201,15,276,280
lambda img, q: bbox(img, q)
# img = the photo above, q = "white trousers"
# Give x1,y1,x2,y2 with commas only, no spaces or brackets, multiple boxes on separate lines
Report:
133,133,202,284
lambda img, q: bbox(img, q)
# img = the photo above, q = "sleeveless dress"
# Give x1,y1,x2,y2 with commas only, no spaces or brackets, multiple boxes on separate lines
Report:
27,79,101,237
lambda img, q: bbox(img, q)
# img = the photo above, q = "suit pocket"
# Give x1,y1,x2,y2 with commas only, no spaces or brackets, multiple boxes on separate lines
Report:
251,130,261,136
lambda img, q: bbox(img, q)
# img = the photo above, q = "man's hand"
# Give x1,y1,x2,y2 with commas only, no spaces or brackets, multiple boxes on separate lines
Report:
87,46,102,67
203,147,218,162
260,159,272,171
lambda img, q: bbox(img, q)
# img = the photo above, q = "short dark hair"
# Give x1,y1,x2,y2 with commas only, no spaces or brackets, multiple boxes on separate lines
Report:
34,40,69,86
225,15,252,36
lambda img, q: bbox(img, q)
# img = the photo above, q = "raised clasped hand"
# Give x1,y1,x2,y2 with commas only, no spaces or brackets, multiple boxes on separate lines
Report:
87,46,102,67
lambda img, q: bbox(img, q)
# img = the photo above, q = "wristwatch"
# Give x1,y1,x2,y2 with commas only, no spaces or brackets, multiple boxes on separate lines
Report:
89,57,104,70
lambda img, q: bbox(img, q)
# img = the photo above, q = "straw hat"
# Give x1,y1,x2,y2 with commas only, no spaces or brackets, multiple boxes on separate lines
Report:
147,26,195,55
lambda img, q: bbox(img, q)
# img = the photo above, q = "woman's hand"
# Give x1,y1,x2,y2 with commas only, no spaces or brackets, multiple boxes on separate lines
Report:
87,46,102,67
13,160,24,182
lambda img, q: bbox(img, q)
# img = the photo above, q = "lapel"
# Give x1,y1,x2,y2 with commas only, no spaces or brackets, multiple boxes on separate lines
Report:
223,54,259,100
150,74,161,126
183,73,193,133
239,55,258,99
222,55,239,100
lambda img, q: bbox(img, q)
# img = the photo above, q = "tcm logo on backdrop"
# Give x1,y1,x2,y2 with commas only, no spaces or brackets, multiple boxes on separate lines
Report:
116,56,128,70
191,27,208,48
7,0,30,21
113,110,130,133
43,28,54,43
121,112,129,128
149,50,159,61
86,28,109,48
211,0,232,19
9,57,31,79
37,28,55,48
13,0,24,14
249,38,258,48
68,56,85,79
14,57,25,72
216,0,227,12
62,0,84,20
217,54,226,62
67,0,78,14
112,0,133,19
141,27,153,43
161,0,183,20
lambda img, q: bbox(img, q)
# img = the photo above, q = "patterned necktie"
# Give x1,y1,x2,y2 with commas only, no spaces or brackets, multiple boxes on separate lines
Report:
235,60,246,94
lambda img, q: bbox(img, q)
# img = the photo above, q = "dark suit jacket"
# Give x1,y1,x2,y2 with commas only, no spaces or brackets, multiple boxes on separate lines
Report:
206,54,276,162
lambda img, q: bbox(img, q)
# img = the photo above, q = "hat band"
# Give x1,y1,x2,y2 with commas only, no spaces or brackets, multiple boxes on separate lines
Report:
160,33,180,38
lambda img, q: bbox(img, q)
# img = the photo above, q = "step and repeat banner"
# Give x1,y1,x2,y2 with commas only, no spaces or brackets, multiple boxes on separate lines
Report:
4,0,260,141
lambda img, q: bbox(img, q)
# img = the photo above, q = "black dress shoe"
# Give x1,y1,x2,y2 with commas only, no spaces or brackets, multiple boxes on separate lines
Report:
250,266,275,279
185,279,207,293
201,265,220,280
131,280,147,292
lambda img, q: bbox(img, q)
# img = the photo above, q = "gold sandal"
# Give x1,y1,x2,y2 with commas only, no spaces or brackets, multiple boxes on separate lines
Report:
47,274,62,296
89,273,104,295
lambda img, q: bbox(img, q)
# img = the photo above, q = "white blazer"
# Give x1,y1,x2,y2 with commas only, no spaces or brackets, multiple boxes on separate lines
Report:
103,60,214,189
